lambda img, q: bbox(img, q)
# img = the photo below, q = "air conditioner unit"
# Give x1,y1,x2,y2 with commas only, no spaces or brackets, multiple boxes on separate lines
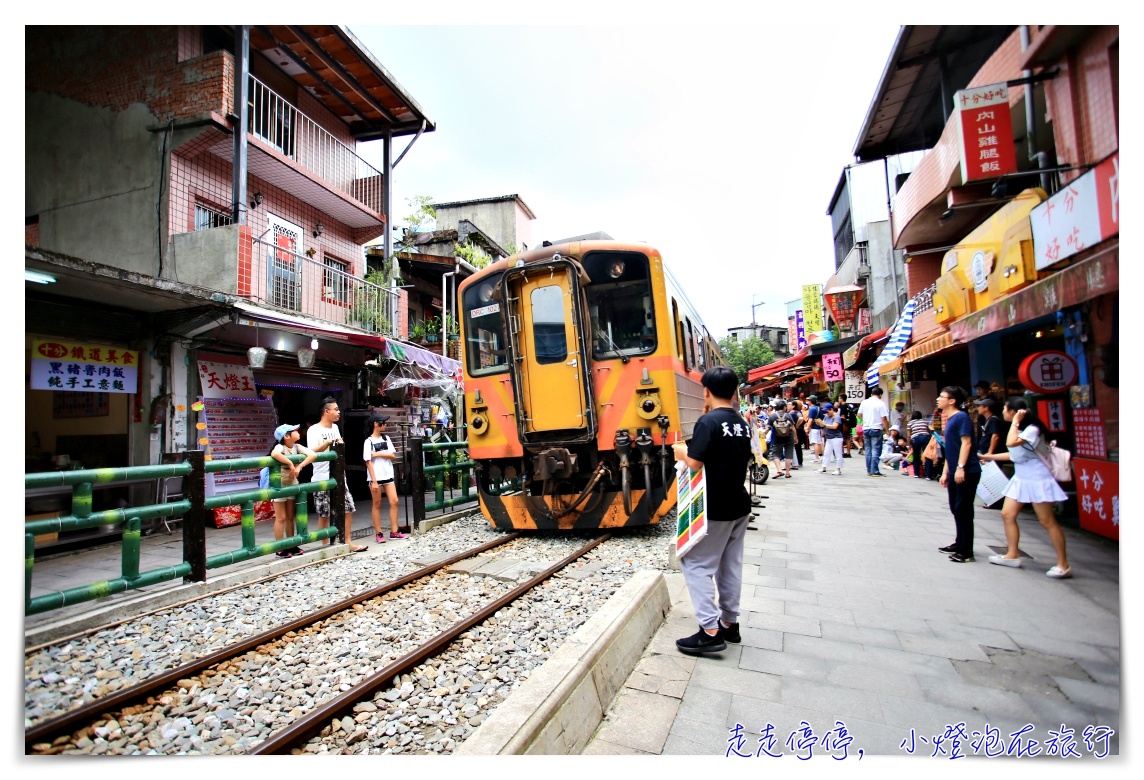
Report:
856,264,871,280
854,224,868,243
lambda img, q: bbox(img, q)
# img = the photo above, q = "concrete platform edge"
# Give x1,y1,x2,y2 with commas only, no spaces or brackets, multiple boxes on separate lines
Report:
457,569,670,755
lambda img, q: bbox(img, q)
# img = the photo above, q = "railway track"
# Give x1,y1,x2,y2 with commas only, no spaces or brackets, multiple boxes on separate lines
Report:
26,532,612,755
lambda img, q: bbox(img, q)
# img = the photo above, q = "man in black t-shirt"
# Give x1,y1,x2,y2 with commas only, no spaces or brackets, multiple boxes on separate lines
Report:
975,398,1004,509
671,366,753,655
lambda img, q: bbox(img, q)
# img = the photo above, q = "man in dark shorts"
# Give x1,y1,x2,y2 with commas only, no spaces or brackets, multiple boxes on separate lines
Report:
671,366,753,655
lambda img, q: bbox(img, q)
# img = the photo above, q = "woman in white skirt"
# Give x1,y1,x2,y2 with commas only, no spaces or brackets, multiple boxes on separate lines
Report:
979,397,1072,578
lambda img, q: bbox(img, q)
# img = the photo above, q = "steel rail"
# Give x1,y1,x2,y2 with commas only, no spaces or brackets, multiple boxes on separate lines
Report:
249,532,612,755
25,533,519,750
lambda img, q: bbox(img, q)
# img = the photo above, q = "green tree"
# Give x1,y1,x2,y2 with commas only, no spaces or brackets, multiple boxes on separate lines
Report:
718,335,775,384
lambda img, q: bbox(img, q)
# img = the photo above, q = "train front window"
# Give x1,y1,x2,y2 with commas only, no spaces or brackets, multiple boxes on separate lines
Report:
583,251,655,359
462,274,509,376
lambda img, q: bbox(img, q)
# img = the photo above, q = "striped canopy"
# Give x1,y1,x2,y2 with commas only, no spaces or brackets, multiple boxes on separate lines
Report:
865,300,916,386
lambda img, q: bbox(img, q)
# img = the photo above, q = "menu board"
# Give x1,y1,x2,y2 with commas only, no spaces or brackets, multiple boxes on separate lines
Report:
201,397,277,498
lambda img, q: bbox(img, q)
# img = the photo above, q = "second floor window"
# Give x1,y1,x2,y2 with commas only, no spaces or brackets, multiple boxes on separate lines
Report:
195,204,232,231
323,256,349,305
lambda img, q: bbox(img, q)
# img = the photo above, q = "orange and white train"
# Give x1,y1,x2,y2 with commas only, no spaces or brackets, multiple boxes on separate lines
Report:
457,240,726,531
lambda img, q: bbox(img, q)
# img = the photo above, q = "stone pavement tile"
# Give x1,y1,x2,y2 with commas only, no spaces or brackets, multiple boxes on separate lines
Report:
1053,676,1119,712
1019,690,1107,732
947,608,1041,636
1006,631,1116,665
738,625,783,652
690,661,781,701
626,653,695,698
1100,645,1119,664
757,550,812,562
827,716,914,757
739,646,828,681
860,645,959,678
590,687,681,754
745,611,821,637
740,572,786,589
877,692,977,732
820,620,902,650
752,585,819,605
923,620,1020,651
978,645,1093,681
914,674,1040,723
785,601,855,625
824,660,926,700
780,676,885,723
648,618,703,655
725,694,835,741
1074,656,1119,686
739,593,785,614
950,659,1067,700
1023,611,1120,649
662,714,733,756
783,634,867,664
675,682,733,723
581,738,653,755
849,608,933,635
896,633,991,662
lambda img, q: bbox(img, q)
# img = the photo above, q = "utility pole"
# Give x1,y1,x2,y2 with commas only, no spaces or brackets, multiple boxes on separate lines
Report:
751,294,766,338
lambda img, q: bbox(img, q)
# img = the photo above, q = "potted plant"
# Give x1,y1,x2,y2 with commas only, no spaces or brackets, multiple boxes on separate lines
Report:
409,320,427,341
423,315,441,343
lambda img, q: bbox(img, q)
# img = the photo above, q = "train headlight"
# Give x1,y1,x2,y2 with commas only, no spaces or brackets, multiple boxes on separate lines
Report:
470,414,488,435
608,259,625,278
636,392,662,420
478,283,495,303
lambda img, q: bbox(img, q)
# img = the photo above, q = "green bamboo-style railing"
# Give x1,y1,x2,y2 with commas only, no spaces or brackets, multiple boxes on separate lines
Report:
24,448,347,616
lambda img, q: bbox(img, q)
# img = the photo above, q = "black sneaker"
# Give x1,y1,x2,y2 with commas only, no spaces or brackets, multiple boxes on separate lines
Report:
290,547,305,556
938,544,958,554
676,627,727,655
718,622,741,643
948,552,975,563
275,550,293,559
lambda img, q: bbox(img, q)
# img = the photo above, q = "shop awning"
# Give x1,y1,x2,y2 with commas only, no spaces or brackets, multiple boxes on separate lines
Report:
746,349,811,383
866,300,917,386
900,331,957,363
382,339,462,378
842,327,890,368
950,243,1119,343
233,301,387,349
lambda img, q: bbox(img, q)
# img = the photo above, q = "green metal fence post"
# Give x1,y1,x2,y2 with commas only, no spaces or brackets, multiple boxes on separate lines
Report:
184,450,207,583
240,500,257,549
72,482,93,519
25,533,34,612
122,516,142,580
331,442,346,544
410,435,425,529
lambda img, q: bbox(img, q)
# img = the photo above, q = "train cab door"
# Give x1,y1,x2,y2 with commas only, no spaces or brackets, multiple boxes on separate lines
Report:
502,259,596,443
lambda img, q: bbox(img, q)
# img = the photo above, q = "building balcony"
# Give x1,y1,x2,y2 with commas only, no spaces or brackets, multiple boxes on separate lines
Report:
176,69,385,232
171,224,393,334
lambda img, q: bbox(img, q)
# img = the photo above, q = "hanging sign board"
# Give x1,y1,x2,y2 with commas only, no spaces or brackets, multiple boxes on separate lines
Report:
955,83,1017,183
1075,458,1118,541
30,339,140,394
1018,351,1077,394
823,353,844,383
844,371,866,403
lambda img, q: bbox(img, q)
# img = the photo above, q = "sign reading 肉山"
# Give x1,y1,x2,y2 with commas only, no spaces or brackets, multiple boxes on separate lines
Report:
30,339,140,394
955,83,1017,183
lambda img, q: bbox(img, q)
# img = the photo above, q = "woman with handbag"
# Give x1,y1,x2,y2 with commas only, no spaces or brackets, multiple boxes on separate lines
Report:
978,397,1072,579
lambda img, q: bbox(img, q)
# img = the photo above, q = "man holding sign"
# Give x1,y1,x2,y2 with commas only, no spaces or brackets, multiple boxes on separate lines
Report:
671,367,753,655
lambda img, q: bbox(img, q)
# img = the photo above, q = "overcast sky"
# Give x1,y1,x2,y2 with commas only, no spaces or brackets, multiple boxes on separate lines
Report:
352,22,902,341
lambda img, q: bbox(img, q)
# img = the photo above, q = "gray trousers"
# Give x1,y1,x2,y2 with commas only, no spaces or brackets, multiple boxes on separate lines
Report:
679,514,750,630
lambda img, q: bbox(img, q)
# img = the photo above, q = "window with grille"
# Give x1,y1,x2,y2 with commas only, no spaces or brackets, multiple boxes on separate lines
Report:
323,256,350,305
195,204,233,231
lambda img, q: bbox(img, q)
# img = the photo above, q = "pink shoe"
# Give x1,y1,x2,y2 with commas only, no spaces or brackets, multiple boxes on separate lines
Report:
390,531,408,540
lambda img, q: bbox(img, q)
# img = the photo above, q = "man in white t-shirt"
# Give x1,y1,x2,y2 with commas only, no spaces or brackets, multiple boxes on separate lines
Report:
857,387,891,477
307,398,366,552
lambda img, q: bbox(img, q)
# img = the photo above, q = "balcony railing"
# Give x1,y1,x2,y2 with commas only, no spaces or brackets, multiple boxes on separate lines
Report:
249,237,391,333
911,283,937,313
249,76,383,212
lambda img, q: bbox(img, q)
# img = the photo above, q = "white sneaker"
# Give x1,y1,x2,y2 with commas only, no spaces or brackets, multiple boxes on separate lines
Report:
1046,565,1073,579
988,554,1022,568
833,469,842,475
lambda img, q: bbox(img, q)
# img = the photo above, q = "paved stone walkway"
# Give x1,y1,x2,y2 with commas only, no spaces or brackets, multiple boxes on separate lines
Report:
585,460,1121,759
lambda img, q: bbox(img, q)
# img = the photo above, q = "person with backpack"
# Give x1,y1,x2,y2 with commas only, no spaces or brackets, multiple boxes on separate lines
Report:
267,423,317,558
978,397,1072,579
767,400,797,478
